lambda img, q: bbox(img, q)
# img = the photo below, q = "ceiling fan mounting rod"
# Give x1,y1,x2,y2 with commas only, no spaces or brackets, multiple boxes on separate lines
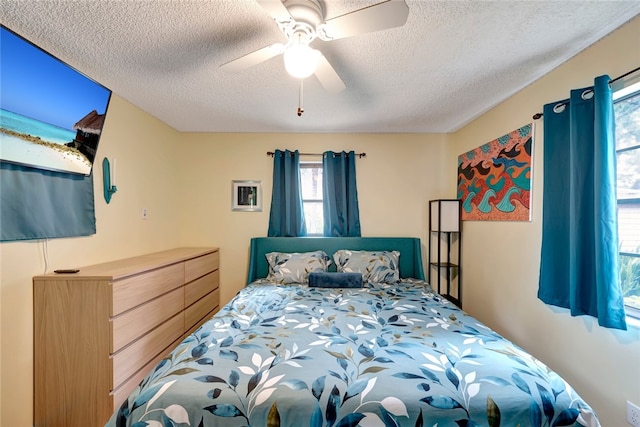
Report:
283,0,323,27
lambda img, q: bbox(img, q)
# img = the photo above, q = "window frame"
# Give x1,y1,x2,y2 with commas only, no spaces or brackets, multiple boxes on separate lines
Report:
613,79,640,321
299,161,324,236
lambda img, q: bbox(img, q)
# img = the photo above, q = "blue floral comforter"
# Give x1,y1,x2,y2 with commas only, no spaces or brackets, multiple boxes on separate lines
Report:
106,279,600,427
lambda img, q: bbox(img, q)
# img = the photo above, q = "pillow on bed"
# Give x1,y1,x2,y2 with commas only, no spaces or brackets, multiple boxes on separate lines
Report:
333,249,400,283
308,272,363,288
265,250,331,284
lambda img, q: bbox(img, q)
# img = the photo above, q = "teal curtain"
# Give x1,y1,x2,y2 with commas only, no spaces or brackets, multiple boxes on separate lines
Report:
538,75,627,330
0,162,96,241
322,151,361,237
267,149,306,237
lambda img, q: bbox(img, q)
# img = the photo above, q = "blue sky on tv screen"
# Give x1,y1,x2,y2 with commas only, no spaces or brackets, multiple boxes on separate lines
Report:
0,27,111,131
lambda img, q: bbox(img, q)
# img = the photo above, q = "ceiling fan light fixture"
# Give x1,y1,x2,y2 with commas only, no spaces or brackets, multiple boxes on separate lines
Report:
283,42,320,79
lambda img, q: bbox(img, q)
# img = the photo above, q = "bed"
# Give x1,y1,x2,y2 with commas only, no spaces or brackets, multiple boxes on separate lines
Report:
106,237,600,427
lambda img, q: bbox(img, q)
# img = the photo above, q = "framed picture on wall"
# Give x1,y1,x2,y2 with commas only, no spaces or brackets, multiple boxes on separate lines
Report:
232,180,262,212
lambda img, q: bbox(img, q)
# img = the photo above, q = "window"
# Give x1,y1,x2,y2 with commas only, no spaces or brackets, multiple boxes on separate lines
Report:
614,80,640,319
300,162,323,235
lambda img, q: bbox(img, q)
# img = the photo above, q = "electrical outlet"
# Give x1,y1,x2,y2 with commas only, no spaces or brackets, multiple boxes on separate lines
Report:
628,400,640,427
142,208,148,220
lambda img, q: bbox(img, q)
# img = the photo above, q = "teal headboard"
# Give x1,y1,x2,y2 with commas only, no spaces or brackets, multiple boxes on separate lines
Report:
247,237,425,284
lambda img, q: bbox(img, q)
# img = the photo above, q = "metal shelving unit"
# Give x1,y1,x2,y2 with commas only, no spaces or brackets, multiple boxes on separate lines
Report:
428,199,462,308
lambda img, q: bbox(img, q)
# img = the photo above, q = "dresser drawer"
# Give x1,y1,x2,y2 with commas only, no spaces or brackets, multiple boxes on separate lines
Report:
110,334,183,410
111,312,184,389
112,263,184,316
185,251,219,283
111,287,184,353
185,270,219,307
185,288,220,331
185,307,219,336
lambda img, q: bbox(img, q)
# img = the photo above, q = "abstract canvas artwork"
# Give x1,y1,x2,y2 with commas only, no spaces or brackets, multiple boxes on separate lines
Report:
457,124,533,221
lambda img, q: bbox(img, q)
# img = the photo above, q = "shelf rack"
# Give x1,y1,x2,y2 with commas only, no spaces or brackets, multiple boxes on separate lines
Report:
428,199,462,308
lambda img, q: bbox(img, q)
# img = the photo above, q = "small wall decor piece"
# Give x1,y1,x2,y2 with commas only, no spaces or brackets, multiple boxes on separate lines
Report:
457,123,533,221
232,180,262,211
102,157,117,204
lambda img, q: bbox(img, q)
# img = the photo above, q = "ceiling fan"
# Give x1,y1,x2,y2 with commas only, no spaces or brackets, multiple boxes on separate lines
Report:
221,0,410,95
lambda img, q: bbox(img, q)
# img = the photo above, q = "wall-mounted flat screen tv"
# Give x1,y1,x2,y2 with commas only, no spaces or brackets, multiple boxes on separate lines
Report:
0,25,112,176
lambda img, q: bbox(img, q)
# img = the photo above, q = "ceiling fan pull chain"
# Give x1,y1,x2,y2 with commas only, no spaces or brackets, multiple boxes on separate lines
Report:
297,78,304,117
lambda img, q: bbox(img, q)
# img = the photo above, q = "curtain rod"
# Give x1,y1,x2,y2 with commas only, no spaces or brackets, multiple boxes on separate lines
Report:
267,151,367,158
532,65,640,120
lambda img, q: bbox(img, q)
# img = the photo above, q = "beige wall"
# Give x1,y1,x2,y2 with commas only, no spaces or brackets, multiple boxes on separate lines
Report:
450,17,640,427
0,95,186,426
1,17,639,427
177,133,450,303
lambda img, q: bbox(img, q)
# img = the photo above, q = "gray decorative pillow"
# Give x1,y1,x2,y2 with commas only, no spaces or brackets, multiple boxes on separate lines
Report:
265,250,331,284
333,249,400,283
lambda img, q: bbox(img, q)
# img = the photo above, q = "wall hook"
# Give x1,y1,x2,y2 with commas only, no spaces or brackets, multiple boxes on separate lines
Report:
102,157,117,204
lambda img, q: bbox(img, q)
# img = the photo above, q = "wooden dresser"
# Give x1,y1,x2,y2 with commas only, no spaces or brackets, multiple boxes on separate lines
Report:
33,247,220,427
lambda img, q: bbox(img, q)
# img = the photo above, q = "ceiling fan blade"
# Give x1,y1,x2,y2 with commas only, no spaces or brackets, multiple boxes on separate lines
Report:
319,0,409,41
314,54,346,93
220,43,285,72
256,0,293,24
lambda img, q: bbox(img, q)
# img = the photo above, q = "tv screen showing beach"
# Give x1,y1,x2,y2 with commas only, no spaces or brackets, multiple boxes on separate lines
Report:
0,26,112,175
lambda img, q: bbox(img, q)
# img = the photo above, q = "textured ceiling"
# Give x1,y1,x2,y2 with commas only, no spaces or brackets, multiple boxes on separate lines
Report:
1,1,639,133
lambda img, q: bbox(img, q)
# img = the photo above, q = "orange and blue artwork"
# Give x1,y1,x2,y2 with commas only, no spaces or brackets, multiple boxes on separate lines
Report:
457,124,533,221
